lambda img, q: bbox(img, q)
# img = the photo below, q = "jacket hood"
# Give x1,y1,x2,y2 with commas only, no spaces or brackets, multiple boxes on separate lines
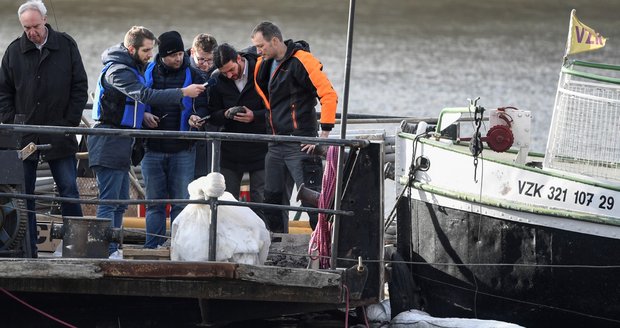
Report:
283,39,310,60
101,42,137,68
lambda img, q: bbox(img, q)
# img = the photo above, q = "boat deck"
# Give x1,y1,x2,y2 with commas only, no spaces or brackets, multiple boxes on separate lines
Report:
0,258,347,303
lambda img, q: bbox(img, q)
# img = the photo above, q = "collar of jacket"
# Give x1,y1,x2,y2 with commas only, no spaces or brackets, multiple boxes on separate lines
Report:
19,23,59,54
281,39,310,62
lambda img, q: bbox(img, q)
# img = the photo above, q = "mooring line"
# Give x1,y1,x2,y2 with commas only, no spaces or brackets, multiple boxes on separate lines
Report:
0,288,77,328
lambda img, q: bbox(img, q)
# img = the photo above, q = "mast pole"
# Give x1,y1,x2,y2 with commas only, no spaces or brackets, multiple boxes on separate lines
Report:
331,0,356,269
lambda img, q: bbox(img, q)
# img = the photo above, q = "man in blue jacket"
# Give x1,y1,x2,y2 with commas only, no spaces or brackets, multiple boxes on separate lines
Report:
142,31,208,248
88,26,205,255
0,0,88,257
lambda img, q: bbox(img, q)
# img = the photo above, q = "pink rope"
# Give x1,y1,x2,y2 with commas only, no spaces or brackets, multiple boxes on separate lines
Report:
0,288,78,328
309,146,338,269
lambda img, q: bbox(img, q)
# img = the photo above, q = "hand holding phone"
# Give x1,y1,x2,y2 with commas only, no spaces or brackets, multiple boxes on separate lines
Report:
197,115,210,123
203,77,218,88
225,106,247,119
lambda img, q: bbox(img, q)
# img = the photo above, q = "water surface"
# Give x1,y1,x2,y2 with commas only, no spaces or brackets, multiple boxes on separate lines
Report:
1,0,619,151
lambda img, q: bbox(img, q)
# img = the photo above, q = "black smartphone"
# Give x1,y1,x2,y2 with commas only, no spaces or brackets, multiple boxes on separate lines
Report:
197,115,210,123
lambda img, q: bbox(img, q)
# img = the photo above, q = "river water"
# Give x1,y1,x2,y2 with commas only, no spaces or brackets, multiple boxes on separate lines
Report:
2,0,620,152
1,1,619,326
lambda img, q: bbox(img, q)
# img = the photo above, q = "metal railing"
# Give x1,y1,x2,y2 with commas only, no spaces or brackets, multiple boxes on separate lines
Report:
0,123,368,262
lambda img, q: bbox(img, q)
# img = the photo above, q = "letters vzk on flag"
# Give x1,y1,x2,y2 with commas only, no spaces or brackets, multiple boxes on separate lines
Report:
567,10,607,56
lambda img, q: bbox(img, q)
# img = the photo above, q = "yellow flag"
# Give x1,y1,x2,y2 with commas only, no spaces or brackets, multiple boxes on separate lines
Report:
567,10,607,56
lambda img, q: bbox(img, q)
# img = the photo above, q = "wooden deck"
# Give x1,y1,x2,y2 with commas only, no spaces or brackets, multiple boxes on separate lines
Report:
0,259,350,303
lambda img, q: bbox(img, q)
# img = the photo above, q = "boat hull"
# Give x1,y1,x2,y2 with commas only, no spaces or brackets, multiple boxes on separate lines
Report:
397,197,620,327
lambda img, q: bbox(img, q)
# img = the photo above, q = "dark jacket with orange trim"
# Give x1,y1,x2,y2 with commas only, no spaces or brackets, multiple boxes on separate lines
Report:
254,40,337,137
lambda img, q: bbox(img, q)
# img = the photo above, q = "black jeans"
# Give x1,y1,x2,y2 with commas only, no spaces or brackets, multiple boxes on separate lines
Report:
262,142,323,232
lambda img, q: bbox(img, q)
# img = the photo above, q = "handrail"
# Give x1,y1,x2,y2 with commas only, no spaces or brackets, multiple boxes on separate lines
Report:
0,122,365,262
0,124,370,148
0,192,355,217
570,60,620,72
562,60,620,85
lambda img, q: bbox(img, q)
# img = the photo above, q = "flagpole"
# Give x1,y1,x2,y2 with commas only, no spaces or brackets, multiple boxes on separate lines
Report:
330,0,356,270
546,9,575,164
563,9,576,62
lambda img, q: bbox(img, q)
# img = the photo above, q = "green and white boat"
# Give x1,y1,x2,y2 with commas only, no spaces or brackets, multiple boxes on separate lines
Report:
394,59,620,327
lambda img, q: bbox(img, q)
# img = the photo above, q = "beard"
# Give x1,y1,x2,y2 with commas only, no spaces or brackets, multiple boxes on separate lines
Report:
131,50,146,66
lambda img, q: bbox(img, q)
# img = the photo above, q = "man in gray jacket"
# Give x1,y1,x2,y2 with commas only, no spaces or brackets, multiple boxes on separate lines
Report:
0,0,88,257
88,26,205,255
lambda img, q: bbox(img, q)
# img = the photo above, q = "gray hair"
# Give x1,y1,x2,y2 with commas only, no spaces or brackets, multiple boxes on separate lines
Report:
18,0,47,19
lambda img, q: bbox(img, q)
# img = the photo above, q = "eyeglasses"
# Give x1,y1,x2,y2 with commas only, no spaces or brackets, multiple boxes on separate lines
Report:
195,57,214,64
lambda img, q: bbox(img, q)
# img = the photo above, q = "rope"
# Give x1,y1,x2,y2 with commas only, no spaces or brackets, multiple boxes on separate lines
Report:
309,146,339,269
362,304,370,328
0,288,77,328
343,284,350,328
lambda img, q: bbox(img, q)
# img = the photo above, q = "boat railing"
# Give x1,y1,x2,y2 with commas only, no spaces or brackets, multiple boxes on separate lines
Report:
0,123,368,262
546,60,620,183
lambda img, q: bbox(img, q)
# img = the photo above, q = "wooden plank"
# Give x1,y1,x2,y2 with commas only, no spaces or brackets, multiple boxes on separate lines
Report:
122,247,170,260
235,265,341,288
0,277,343,303
0,259,102,279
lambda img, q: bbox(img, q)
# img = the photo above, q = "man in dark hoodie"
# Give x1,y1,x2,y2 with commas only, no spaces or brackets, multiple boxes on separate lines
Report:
208,43,267,211
0,0,88,257
142,31,208,249
251,22,338,232
88,26,205,255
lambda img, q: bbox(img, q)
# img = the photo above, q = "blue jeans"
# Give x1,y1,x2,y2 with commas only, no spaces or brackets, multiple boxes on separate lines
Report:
142,147,195,248
93,166,129,254
24,155,82,257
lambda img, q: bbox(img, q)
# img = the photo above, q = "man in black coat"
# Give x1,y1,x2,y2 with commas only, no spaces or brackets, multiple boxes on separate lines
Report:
0,0,88,257
208,43,269,209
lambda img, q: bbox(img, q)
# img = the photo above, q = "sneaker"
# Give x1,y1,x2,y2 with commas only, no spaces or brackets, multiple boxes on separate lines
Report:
108,250,123,260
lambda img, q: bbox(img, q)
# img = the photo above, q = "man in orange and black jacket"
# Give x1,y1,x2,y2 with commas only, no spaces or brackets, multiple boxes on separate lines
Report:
251,21,338,232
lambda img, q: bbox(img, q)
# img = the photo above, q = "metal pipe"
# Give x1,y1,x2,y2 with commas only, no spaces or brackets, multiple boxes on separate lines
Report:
0,192,354,217
208,140,221,261
0,124,369,148
208,197,218,261
332,0,356,270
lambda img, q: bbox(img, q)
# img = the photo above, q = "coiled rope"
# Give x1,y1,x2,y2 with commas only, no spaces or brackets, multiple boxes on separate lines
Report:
309,146,339,269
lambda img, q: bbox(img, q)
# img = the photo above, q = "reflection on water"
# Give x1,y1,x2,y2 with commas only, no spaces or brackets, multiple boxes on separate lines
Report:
1,0,620,151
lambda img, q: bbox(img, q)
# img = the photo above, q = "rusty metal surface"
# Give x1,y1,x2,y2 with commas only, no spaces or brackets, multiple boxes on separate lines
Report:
98,260,238,279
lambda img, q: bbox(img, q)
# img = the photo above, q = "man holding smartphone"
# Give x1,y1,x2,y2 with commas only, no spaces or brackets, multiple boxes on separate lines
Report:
141,31,208,248
207,43,268,212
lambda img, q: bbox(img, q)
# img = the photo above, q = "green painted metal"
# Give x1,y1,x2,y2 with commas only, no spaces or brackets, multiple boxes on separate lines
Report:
562,60,620,85
434,107,469,135
571,60,620,72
